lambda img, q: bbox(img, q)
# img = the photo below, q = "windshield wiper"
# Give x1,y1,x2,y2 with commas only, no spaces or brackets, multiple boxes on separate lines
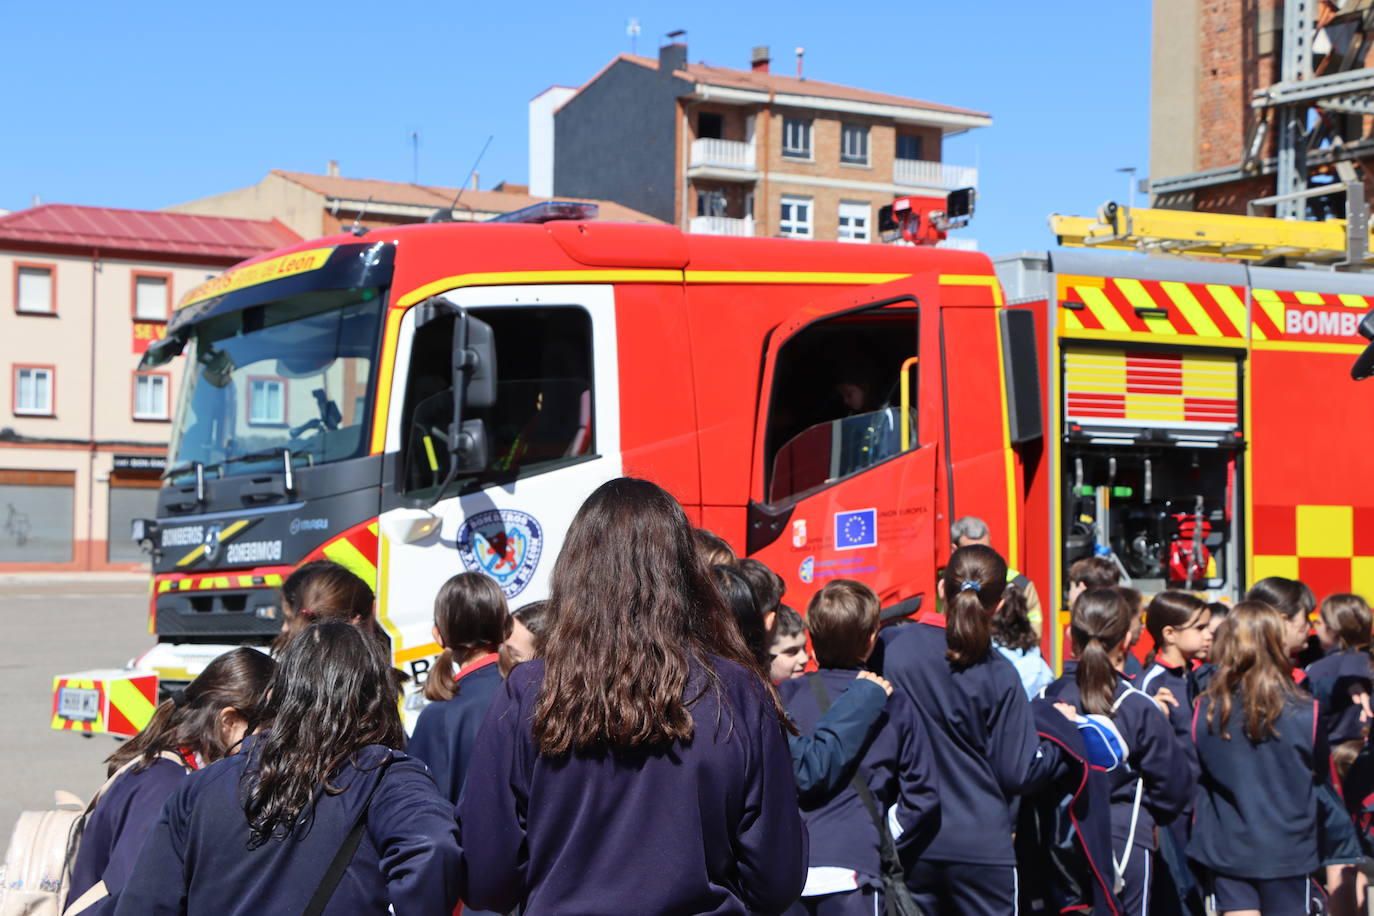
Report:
162,461,208,510
220,448,311,493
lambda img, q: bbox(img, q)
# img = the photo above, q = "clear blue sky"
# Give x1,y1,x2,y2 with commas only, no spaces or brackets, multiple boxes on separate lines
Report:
2,1,1151,256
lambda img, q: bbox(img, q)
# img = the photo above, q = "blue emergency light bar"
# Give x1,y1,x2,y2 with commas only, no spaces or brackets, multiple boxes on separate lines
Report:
487,201,600,224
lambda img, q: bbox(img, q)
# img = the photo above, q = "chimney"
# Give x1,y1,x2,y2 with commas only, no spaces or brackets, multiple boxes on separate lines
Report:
471,171,480,191
659,32,687,72
326,159,339,177
796,47,805,80
751,46,770,72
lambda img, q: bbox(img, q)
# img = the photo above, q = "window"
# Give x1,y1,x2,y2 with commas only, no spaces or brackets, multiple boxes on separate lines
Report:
133,274,170,321
896,134,922,161
779,195,813,238
15,265,54,314
133,373,169,420
841,124,869,164
697,111,724,140
14,366,53,416
763,307,919,503
782,117,812,158
400,306,595,496
838,202,871,243
248,378,286,425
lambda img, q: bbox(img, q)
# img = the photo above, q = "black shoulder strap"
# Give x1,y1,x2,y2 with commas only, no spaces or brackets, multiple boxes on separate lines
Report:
806,674,904,878
304,756,395,916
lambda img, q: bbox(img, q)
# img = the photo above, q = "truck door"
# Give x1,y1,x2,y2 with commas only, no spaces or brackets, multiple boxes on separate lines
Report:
376,284,625,707
746,277,938,617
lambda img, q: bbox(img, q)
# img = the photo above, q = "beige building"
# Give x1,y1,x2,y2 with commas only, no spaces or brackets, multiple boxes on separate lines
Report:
541,42,991,244
0,205,298,570
167,167,660,239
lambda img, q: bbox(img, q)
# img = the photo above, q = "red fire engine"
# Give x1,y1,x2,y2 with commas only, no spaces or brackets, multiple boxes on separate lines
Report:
49,195,1374,732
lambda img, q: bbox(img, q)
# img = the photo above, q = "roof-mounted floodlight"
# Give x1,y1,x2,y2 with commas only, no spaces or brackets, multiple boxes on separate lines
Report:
487,201,599,224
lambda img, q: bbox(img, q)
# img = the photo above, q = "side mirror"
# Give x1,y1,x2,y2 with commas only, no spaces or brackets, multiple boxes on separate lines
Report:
139,335,186,370
459,315,497,409
452,418,489,472
1353,309,1374,380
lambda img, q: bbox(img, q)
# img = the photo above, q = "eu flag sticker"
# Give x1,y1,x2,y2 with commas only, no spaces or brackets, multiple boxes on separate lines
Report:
834,508,877,550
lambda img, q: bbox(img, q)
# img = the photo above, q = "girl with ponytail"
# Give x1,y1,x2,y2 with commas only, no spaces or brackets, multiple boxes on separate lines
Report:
881,544,1070,914
68,647,274,912
408,571,512,803
1041,589,1194,916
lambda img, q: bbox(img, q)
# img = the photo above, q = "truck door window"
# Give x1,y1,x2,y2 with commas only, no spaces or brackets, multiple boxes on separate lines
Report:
764,307,917,504
399,305,594,496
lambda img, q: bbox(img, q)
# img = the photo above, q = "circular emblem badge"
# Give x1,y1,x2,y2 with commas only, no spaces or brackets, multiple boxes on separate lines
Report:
202,524,223,564
456,509,543,600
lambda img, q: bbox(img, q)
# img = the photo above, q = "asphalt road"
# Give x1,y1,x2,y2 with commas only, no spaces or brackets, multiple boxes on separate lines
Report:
0,577,152,844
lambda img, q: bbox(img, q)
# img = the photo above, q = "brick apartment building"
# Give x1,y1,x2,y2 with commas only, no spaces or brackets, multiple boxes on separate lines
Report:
538,42,991,243
0,205,298,570
168,167,658,239
1150,0,1374,214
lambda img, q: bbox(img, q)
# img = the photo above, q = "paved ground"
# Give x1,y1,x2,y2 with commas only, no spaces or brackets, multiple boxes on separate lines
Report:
0,578,152,843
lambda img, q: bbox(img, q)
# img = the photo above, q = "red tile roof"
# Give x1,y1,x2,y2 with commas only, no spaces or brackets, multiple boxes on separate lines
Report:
271,171,661,223
0,204,300,262
614,54,990,121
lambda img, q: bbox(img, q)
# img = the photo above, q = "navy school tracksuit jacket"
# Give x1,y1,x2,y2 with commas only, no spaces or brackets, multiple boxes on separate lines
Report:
879,617,1065,866
1189,693,1324,879
790,675,891,797
1015,699,1121,916
779,668,941,883
1138,661,1202,783
406,653,504,804
1042,668,1193,852
67,757,189,914
457,655,807,916
112,741,462,915
1304,647,1374,746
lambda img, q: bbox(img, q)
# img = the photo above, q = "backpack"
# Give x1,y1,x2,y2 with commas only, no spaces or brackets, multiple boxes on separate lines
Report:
0,752,185,916
1070,693,1145,896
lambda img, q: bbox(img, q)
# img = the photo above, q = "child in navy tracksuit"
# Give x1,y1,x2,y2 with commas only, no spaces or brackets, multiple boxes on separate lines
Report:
1135,591,1212,914
1042,588,1193,916
457,478,805,914
114,622,462,915
67,648,274,915
1190,601,1327,915
1306,593,1374,751
881,545,1068,915
407,571,511,804
779,580,941,915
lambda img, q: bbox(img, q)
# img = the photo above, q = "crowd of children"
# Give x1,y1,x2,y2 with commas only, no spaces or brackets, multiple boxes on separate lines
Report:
36,477,1374,915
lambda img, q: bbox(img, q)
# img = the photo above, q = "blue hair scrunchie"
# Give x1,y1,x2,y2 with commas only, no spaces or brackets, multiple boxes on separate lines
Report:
959,580,981,593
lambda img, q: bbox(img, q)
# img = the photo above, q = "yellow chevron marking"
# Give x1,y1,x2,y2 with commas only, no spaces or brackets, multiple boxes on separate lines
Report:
1076,287,1130,332
1115,279,1175,335
1160,282,1221,337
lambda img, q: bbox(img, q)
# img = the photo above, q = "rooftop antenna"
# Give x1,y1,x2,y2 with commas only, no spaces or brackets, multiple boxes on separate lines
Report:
429,134,494,223
627,17,641,54
411,131,420,184
350,196,373,236
796,46,805,79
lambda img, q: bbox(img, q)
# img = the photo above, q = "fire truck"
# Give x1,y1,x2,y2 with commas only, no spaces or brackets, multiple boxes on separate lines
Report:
48,196,1374,734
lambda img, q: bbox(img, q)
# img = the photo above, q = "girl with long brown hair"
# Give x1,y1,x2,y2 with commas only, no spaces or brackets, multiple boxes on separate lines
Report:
114,621,461,914
67,648,274,913
880,544,1068,914
1191,601,1325,916
458,477,805,915
407,571,511,803
1041,588,1193,916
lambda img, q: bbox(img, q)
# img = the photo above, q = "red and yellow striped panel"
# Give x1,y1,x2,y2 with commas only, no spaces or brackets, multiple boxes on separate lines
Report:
1251,288,1371,345
155,565,292,594
106,675,158,737
303,520,380,590
1058,275,1248,346
1065,349,1239,430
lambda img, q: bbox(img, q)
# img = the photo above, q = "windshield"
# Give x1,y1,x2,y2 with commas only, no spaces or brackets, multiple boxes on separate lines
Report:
167,288,385,479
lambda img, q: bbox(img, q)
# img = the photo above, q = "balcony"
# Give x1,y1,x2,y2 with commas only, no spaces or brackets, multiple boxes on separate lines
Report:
687,138,759,182
893,158,978,191
689,215,755,236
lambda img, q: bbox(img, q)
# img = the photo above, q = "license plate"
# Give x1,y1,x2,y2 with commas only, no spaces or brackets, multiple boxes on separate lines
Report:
58,687,100,721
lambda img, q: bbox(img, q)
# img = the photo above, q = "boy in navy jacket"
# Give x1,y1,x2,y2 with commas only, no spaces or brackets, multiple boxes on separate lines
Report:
779,580,940,914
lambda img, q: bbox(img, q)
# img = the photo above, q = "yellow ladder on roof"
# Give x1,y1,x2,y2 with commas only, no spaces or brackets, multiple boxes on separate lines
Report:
1050,201,1361,264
